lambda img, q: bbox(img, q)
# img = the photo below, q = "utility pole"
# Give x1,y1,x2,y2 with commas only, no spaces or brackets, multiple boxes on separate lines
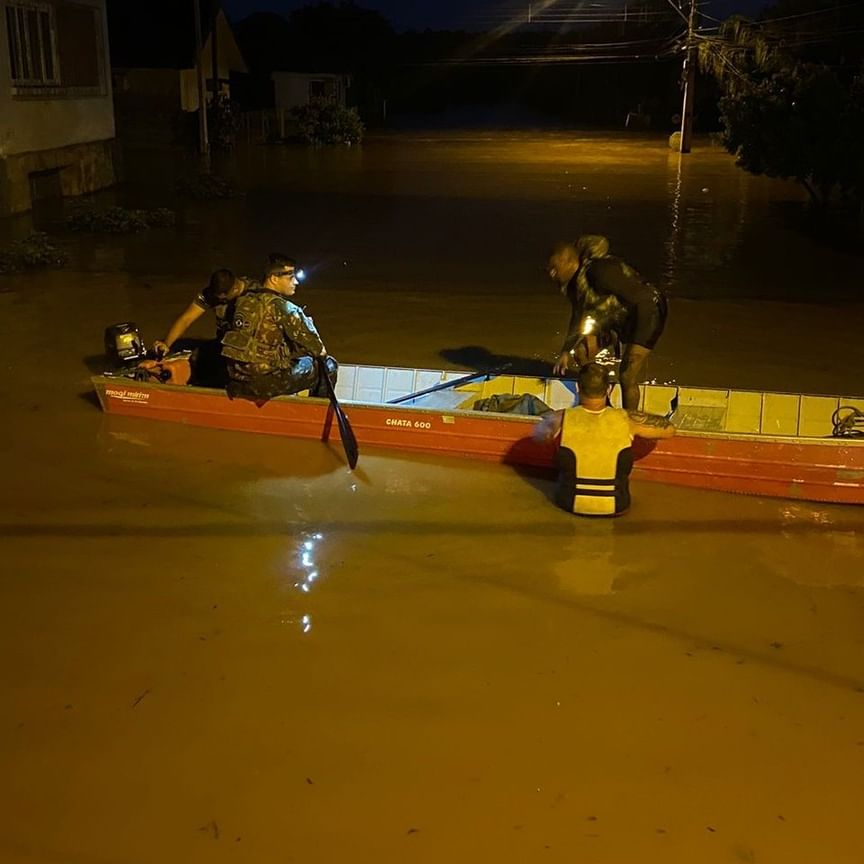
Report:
678,0,698,154
211,1,219,104
193,0,210,165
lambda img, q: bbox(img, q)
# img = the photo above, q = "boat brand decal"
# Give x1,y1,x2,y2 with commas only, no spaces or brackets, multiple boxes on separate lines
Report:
105,388,151,404
386,417,432,430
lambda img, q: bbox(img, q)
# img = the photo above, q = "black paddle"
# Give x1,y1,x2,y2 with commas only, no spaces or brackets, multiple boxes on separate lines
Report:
388,364,512,405
665,388,680,419
321,366,359,470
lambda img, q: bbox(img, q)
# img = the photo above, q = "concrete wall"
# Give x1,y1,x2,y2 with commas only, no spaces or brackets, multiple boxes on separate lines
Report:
0,139,116,213
273,73,347,111
0,0,116,213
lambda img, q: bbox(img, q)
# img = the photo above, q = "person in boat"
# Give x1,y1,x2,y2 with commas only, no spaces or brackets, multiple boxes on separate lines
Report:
536,363,675,516
153,268,250,357
547,235,667,411
221,253,337,402
152,268,252,386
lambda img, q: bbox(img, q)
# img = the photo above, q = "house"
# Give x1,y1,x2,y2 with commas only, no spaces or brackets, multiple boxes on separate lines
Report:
273,72,350,111
107,0,247,116
0,0,116,215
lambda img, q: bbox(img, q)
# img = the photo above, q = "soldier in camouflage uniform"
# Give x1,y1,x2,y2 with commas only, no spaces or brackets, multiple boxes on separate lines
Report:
221,254,338,402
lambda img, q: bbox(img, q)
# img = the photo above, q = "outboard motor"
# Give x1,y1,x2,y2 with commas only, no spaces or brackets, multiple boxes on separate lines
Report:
104,322,146,368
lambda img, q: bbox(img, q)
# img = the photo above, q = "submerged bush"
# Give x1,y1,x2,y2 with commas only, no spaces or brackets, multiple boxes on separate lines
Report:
291,103,364,147
66,204,176,233
0,232,68,274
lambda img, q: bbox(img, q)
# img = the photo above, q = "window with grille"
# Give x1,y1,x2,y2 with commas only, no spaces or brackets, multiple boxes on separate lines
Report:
5,2,59,86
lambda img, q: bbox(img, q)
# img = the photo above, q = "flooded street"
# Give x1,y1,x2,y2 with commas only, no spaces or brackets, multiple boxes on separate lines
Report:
2,132,864,862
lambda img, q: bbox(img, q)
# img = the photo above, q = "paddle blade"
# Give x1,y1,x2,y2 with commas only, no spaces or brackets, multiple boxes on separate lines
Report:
336,406,359,469
666,388,680,419
323,373,359,469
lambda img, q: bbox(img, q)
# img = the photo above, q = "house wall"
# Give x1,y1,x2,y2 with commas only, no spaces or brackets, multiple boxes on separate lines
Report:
0,0,116,214
180,10,247,112
273,73,347,111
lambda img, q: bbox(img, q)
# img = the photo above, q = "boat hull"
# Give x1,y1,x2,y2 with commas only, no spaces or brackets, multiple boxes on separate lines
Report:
92,377,864,505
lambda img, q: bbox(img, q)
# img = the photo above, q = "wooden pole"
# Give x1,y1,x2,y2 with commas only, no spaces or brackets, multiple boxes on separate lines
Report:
679,0,697,154
211,1,219,101
193,0,210,164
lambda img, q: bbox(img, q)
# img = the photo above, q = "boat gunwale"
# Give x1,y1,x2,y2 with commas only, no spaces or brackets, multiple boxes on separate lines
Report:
91,374,864,448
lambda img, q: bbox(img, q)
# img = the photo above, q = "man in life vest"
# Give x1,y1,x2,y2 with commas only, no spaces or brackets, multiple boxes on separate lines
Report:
547,235,668,411
536,363,676,516
221,253,337,402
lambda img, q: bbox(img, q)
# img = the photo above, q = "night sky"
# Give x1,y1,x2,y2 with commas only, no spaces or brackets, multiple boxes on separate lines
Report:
222,0,771,31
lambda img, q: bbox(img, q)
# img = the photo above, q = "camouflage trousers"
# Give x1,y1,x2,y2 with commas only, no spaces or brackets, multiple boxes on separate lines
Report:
227,355,338,403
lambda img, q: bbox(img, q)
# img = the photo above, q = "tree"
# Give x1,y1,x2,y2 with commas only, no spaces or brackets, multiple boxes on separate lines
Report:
286,1,395,73
233,12,292,76
760,0,864,67
699,18,864,209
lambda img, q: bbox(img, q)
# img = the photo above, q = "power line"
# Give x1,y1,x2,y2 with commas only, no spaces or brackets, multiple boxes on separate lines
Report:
466,0,686,24
779,27,864,46
423,34,688,65
754,0,864,26
661,0,690,25
432,50,684,65
469,13,681,25
551,31,687,49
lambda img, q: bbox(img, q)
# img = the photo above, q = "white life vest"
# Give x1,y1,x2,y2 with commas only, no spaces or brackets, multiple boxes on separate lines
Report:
557,406,634,516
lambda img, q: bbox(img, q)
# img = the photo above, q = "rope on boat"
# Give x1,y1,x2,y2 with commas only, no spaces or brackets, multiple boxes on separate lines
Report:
832,406,864,438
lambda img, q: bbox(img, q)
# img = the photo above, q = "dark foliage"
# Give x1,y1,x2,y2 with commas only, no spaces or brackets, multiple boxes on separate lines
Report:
0,233,68,274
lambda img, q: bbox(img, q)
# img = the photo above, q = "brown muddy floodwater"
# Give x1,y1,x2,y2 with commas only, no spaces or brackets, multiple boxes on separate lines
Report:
2,132,864,863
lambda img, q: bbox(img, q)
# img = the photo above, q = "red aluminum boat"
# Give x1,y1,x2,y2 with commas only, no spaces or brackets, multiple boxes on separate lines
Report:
92,364,864,505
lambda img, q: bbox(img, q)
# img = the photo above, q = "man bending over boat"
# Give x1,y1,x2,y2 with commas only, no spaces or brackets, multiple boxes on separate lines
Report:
547,235,667,410
152,268,252,386
536,363,675,516
153,269,251,358
221,253,338,402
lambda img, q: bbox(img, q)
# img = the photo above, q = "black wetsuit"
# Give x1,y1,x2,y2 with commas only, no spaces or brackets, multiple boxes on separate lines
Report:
562,256,667,353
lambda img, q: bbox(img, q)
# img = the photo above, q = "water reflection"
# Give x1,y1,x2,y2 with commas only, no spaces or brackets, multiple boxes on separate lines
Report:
280,612,313,635
293,531,325,594
662,147,755,296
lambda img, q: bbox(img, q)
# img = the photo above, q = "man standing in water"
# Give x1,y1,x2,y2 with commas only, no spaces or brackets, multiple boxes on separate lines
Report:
221,253,337,402
547,235,667,410
537,363,676,516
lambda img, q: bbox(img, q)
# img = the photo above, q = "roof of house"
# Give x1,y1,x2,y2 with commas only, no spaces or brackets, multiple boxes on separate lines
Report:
106,0,226,70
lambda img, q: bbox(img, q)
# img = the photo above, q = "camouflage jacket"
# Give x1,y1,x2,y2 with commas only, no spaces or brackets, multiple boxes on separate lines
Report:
221,289,326,376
